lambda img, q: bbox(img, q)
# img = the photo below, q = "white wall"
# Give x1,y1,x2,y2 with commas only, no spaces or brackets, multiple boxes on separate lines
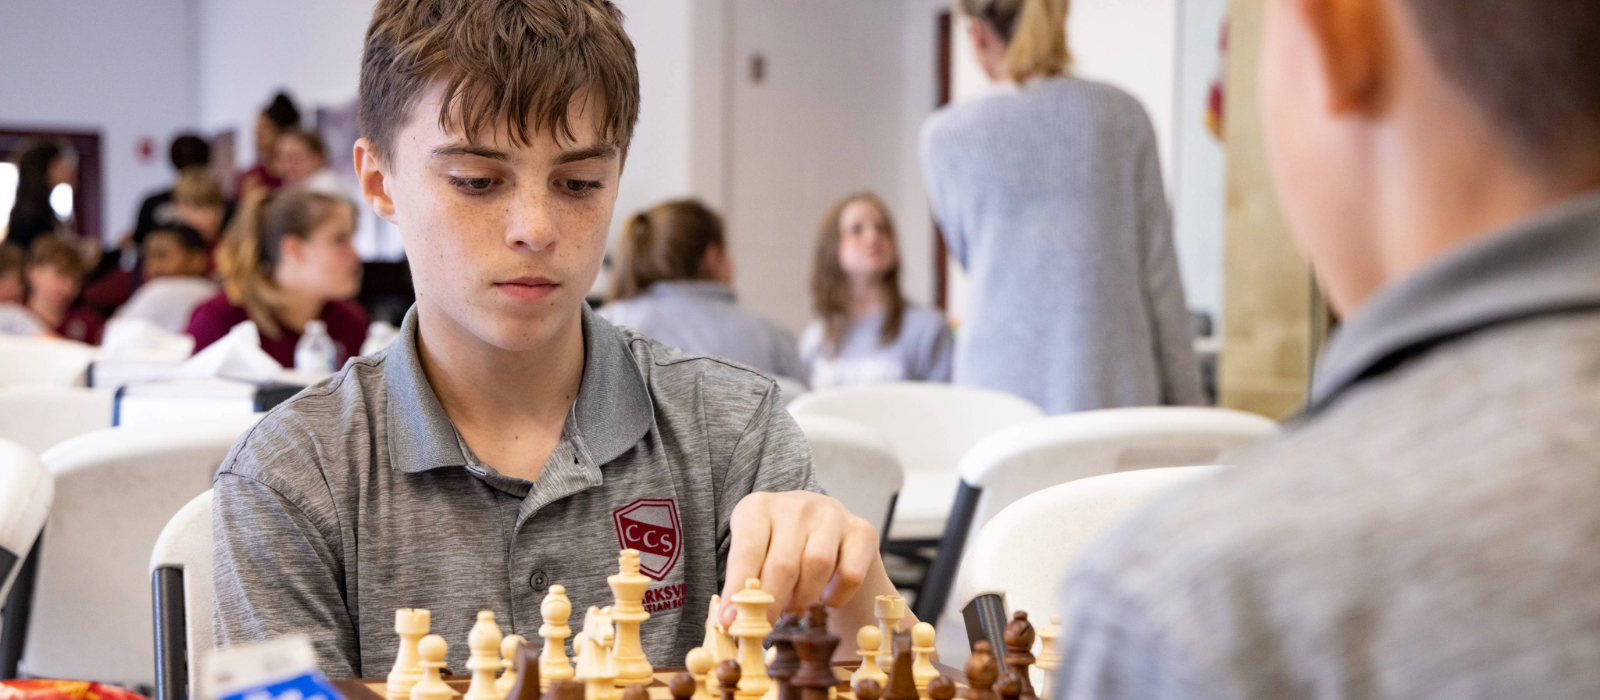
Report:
0,0,197,242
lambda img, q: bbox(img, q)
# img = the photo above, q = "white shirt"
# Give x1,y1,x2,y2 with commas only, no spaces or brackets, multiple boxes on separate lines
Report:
114,277,220,334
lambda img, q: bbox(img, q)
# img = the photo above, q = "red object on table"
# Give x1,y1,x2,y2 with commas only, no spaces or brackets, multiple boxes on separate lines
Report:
0,680,152,700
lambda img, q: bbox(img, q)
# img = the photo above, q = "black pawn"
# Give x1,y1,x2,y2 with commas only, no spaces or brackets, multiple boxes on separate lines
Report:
717,659,742,700
1003,612,1038,700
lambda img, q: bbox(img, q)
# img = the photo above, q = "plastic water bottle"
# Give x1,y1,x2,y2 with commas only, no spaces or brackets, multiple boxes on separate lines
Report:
294,320,337,373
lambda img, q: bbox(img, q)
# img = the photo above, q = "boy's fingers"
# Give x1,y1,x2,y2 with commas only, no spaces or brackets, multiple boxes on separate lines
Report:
721,497,773,626
756,524,808,622
821,520,874,608
787,518,841,613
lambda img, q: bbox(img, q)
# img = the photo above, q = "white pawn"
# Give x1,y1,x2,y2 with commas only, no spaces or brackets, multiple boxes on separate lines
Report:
496,634,527,696
464,611,505,700
410,634,453,700
540,585,575,691
388,609,431,700
910,622,938,696
850,626,888,687
685,647,714,700
873,595,906,668
1035,615,1062,700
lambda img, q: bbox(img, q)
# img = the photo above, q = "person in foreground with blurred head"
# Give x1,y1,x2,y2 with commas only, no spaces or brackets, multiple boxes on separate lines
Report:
236,92,301,196
22,238,101,344
112,225,219,334
170,167,230,246
921,0,1203,415
275,128,347,198
600,198,807,382
801,192,952,389
5,140,76,253
186,189,366,367
1054,1,1600,697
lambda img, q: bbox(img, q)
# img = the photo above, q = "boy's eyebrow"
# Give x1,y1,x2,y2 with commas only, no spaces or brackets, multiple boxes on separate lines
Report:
431,143,512,161
553,143,619,166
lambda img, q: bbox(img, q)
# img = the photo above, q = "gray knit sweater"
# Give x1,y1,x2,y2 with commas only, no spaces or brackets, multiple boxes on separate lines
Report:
920,77,1203,414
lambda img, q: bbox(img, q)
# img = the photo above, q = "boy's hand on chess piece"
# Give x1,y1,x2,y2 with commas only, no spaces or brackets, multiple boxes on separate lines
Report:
721,491,879,624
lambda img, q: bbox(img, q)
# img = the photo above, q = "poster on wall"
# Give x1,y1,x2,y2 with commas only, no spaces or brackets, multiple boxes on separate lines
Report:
316,99,404,261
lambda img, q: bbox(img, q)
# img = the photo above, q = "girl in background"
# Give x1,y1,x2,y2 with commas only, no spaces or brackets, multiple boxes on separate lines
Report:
187,189,367,367
801,193,953,388
600,199,806,382
919,0,1203,414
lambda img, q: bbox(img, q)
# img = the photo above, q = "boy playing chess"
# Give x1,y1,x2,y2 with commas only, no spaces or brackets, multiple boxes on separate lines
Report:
212,0,905,677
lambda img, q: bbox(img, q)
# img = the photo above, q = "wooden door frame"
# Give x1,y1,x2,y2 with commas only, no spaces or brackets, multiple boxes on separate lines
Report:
0,128,104,243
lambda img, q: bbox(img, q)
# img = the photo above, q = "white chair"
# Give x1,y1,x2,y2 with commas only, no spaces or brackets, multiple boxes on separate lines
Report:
150,490,213,700
12,415,260,688
788,383,1045,543
0,336,100,388
0,440,51,611
928,407,1276,647
0,386,115,455
792,414,903,536
942,466,1221,670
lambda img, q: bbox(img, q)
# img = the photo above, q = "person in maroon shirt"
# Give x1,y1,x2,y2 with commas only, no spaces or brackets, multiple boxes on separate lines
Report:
25,237,104,345
233,92,301,197
187,189,367,367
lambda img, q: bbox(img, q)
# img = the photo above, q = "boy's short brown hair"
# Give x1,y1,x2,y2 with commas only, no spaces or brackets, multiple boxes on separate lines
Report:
173,167,225,208
359,0,640,161
28,237,88,281
1405,0,1600,177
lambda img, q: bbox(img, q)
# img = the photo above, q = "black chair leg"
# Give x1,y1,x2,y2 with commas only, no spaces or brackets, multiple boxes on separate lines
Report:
0,534,42,680
915,482,983,624
152,567,188,700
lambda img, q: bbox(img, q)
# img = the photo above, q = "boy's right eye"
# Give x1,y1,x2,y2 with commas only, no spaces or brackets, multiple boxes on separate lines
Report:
447,176,498,195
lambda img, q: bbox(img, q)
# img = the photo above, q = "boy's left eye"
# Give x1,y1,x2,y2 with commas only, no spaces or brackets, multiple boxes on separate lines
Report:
559,179,602,195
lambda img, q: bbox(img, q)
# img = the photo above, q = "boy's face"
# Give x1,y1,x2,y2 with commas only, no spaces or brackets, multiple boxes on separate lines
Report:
1258,0,1385,315
143,234,209,279
360,80,622,352
27,264,81,310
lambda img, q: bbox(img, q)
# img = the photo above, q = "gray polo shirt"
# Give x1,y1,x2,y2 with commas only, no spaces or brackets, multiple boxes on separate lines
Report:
1055,192,1600,698
212,303,822,678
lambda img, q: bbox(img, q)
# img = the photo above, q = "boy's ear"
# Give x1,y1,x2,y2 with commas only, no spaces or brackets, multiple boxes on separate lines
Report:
1295,0,1393,116
354,138,398,224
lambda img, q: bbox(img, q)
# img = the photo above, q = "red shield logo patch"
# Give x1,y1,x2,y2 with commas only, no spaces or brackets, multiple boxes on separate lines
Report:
613,498,682,581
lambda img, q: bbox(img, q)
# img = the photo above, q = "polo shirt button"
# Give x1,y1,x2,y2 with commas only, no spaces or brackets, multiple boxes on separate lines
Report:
530,570,548,591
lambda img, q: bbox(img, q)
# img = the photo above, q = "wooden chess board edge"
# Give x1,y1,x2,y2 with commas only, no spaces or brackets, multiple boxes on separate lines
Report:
339,663,967,700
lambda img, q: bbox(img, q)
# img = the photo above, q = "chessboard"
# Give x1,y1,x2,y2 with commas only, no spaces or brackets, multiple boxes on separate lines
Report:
334,664,967,700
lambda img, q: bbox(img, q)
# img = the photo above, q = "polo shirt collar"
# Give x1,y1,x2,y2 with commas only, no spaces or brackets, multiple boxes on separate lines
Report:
1308,191,1600,414
384,302,654,474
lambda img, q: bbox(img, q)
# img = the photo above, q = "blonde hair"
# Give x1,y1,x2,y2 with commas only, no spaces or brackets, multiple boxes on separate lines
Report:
216,189,350,339
961,0,1072,83
173,167,224,208
810,193,906,357
609,199,725,302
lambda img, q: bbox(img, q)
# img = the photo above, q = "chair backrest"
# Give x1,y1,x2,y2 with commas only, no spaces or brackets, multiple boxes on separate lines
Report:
0,440,51,604
960,407,1277,537
20,415,260,687
923,407,1275,627
936,466,1221,664
150,490,213,700
0,386,115,455
0,336,100,388
791,414,903,534
789,383,1045,478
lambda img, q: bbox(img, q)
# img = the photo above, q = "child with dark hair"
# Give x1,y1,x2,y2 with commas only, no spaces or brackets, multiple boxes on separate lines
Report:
20,238,101,344
1054,0,1600,695
112,226,219,334
212,0,901,678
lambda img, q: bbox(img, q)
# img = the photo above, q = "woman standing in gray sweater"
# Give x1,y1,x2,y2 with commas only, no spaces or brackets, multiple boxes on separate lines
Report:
920,0,1203,414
